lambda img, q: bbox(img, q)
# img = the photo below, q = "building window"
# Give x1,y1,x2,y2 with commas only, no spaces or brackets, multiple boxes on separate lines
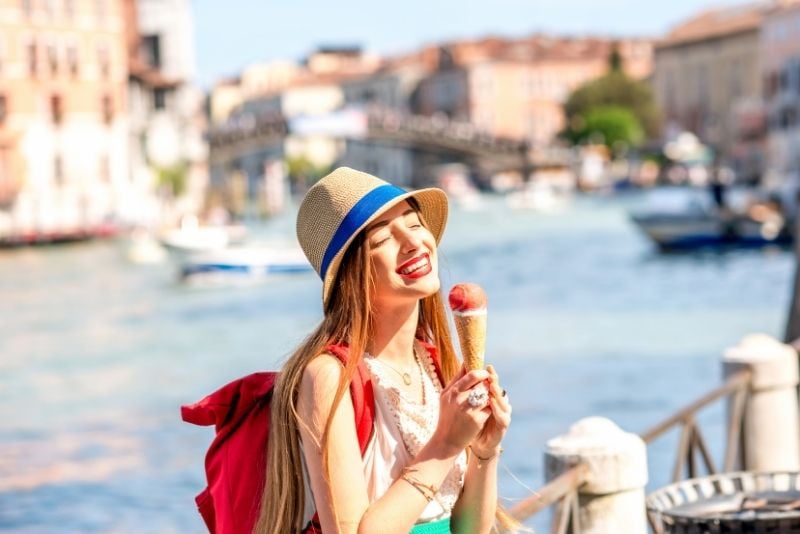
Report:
27,40,38,76
0,95,7,124
99,154,110,182
141,35,162,69
65,0,75,18
47,43,58,75
54,154,64,185
153,88,167,110
22,0,32,17
51,94,63,124
97,43,109,78
101,94,113,124
67,44,78,77
95,0,107,24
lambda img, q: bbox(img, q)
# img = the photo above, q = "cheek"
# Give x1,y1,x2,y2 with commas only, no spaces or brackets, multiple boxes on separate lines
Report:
369,253,394,284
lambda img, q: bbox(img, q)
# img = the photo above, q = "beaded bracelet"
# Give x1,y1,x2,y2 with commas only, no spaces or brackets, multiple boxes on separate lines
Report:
469,445,504,462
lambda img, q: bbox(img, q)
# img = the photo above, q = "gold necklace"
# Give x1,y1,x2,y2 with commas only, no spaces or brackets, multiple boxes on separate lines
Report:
377,355,414,386
376,345,425,399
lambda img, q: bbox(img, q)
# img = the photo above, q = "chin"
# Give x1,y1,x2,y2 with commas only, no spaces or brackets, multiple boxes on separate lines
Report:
415,276,441,299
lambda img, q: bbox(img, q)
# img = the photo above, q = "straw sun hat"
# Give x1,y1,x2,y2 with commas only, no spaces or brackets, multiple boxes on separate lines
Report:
297,167,449,306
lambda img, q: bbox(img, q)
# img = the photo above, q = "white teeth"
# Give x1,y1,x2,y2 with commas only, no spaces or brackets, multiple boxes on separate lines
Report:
400,256,428,275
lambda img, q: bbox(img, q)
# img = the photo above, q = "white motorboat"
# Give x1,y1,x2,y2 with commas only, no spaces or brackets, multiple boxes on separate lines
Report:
507,181,571,212
180,246,313,283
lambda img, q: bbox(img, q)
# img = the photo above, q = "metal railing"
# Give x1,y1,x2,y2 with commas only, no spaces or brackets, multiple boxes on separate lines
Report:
640,368,752,480
506,368,754,534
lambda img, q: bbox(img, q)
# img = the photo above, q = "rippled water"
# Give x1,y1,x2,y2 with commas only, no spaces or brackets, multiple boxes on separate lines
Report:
0,192,793,532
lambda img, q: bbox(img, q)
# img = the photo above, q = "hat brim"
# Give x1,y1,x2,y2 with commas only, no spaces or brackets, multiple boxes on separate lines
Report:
322,187,448,306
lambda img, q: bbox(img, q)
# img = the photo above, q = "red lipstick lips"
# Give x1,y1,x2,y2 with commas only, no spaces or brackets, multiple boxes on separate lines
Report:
396,253,432,279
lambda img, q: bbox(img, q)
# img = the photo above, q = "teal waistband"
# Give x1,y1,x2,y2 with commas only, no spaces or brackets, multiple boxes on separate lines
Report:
410,516,451,534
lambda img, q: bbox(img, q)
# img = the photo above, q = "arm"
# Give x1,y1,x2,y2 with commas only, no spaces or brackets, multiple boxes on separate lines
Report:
451,365,512,534
297,354,490,534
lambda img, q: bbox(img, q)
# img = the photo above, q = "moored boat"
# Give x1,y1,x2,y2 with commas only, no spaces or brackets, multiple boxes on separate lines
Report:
180,246,312,282
629,187,791,250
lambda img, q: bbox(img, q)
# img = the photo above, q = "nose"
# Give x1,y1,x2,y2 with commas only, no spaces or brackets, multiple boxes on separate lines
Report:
399,226,422,254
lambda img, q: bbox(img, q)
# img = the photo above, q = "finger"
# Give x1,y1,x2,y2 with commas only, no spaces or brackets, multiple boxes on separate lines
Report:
487,375,503,398
489,394,512,417
489,397,511,427
453,369,491,392
456,388,488,409
442,365,468,393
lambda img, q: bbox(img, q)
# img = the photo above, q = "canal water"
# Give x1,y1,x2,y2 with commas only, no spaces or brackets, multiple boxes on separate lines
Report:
0,192,793,532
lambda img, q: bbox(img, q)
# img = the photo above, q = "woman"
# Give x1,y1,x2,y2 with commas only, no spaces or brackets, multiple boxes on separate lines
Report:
255,167,513,533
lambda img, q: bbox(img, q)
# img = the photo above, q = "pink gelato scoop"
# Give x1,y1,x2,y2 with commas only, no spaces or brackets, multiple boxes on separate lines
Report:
448,283,488,313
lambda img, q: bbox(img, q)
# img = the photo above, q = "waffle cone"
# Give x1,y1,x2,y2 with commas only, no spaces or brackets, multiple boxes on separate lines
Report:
454,312,486,371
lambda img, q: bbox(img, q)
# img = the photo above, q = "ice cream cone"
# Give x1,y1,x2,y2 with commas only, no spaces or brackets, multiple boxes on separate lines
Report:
453,310,486,371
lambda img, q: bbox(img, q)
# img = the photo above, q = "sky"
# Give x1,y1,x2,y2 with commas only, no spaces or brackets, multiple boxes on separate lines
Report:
191,0,750,89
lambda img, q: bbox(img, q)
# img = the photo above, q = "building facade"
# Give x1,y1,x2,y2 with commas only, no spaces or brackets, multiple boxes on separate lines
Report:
415,37,654,147
762,1,800,198
653,3,768,180
127,0,206,225
0,0,129,239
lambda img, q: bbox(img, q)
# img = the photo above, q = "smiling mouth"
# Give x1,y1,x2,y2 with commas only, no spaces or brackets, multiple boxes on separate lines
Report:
397,253,431,276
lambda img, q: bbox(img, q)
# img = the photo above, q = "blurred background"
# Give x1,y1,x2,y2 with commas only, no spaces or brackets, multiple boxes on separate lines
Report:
0,0,797,531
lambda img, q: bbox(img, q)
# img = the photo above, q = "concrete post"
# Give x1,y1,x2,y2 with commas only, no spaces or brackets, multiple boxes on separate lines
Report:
723,333,800,472
545,416,648,534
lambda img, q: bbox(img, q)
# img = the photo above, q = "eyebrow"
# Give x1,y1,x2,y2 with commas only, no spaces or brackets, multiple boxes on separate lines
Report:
366,209,416,233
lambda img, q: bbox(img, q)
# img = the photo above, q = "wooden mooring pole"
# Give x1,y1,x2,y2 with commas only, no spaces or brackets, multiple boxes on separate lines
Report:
545,417,648,534
785,196,800,344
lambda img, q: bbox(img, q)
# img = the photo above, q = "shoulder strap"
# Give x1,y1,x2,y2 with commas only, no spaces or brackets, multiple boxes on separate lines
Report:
323,344,375,454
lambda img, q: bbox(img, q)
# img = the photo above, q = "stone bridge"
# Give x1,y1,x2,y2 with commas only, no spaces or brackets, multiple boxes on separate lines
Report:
207,107,557,175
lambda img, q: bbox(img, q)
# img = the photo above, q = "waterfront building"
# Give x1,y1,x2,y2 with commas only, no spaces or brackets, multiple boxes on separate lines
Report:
339,49,439,186
653,2,768,181
414,36,653,147
209,61,301,125
126,0,207,225
0,0,129,241
208,47,380,215
762,0,800,201
338,37,652,187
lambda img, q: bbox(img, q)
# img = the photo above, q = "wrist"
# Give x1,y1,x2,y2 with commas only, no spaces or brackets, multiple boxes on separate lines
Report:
427,432,465,460
469,445,503,462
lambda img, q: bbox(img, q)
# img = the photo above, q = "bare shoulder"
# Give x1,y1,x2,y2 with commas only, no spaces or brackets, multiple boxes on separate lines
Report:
297,352,353,441
301,352,345,394
298,352,352,416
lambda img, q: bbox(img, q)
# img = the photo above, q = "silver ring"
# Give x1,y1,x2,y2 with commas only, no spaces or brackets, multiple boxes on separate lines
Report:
467,386,489,408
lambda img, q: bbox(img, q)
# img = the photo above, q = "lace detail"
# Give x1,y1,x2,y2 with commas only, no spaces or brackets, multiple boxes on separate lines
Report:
364,342,467,515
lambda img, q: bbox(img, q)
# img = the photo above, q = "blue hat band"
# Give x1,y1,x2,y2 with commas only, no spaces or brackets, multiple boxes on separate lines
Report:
320,184,406,280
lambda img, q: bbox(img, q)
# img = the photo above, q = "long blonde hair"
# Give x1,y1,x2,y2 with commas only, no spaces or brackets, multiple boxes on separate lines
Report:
254,206,520,533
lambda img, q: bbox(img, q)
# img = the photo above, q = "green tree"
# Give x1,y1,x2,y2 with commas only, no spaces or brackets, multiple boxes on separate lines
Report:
563,45,660,143
156,161,189,198
286,155,331,189
567,105,644,150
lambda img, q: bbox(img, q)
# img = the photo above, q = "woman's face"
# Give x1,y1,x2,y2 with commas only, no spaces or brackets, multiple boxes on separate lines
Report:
365,200,440,307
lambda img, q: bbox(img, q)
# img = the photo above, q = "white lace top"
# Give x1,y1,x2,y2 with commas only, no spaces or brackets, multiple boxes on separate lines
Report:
300,345,467,526
362,345,467,522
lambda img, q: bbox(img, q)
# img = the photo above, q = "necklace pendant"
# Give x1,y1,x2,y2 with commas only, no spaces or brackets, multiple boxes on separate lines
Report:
402,373,412,386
